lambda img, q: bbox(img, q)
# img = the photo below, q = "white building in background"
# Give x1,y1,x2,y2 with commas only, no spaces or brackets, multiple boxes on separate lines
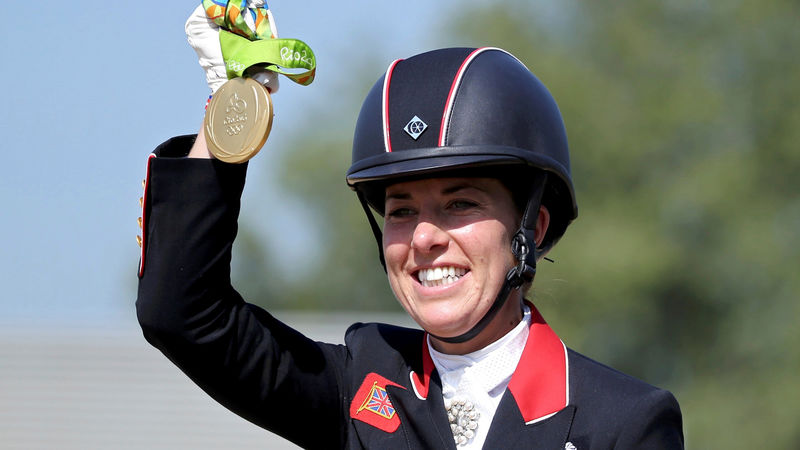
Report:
0,312,416,449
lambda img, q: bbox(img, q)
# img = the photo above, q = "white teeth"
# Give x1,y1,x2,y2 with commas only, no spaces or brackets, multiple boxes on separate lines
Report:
417,266,467,287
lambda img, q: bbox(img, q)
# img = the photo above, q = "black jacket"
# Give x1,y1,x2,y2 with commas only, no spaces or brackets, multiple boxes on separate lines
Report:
136,136,684,449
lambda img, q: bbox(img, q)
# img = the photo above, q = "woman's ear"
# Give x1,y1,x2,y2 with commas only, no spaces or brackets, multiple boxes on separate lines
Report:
534,205,551,247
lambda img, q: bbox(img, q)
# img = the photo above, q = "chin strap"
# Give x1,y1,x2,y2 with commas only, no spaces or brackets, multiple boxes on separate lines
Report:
355,174,547,345
357,190,387,272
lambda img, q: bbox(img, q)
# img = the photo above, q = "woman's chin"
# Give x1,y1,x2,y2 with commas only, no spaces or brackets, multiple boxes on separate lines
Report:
415,309,475,339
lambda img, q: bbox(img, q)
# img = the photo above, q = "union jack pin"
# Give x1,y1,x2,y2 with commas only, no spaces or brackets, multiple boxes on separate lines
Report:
358,382,396,419
350,373,402,433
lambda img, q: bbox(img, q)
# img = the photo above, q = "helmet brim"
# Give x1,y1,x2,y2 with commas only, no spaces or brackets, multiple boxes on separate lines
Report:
346,145,570,187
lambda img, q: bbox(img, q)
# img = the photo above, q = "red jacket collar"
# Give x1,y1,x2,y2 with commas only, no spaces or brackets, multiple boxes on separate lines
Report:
410,302,568,423
508,303,569,423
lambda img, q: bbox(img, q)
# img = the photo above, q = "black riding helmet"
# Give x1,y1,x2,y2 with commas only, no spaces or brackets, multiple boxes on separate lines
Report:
346,47,577,343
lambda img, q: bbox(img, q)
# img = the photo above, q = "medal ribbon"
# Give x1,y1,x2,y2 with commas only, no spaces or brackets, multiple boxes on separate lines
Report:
202,0,316,86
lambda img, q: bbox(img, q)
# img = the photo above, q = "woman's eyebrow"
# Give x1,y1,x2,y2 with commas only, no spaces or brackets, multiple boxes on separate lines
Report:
386,181,488,200
442,183,487,195
442,184,469,195
385,192,411,201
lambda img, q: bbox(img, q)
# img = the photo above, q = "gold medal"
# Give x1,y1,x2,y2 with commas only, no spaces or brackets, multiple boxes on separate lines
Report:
204,77,274,163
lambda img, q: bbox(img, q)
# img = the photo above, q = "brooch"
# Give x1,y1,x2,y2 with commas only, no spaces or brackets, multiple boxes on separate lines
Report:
445,398,479,446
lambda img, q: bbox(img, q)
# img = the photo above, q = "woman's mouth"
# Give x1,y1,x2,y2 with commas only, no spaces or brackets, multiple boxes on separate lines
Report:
416,266,468,288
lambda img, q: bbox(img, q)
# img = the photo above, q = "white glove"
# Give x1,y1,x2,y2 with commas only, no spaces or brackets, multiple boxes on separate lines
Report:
185,4,279,94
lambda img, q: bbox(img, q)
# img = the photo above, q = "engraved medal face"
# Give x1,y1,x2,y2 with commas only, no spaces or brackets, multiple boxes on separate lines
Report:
204,77,273,163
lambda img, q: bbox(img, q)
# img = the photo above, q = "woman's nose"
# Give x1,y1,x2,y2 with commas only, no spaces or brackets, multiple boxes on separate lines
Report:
411,220,449,253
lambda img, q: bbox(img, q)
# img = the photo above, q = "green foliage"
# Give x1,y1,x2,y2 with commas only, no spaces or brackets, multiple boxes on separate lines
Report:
444,1,800,447
234,1,800,447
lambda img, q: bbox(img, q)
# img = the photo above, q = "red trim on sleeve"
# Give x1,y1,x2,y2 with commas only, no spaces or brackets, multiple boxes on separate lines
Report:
138,153,157,278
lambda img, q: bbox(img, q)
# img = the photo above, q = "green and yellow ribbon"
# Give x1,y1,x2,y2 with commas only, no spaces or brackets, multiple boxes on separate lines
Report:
202,0,316,86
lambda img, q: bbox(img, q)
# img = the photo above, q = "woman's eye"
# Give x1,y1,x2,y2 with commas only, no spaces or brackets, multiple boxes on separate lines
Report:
449,200,478,210
387,207,414,218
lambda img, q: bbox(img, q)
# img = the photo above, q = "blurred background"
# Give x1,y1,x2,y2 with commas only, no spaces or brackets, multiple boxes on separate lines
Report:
1,0,799,448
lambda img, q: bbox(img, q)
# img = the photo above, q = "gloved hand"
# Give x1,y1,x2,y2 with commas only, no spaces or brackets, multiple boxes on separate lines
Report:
185,3,280,94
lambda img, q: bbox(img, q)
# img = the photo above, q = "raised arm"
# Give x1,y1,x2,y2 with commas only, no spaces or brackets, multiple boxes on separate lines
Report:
135,6,346,447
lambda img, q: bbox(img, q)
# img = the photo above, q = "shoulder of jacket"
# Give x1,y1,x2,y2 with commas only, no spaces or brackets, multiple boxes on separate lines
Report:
152,134,197,157
344,322,424,351
566,348,672,400
565,348,684,447
344,322,424,364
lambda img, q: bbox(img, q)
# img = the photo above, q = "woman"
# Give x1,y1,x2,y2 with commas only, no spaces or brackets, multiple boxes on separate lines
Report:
136,10,683,449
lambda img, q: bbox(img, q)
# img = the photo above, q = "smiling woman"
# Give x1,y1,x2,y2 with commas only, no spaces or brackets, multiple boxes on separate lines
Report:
137,42,684,449
382,177,532,354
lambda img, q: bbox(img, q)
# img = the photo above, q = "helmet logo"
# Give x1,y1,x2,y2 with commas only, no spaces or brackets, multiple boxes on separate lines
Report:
403,116,428,140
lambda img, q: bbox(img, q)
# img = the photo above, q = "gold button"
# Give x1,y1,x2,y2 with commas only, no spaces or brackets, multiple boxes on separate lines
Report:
137,217,143,229
139,197,143,208
136,235,142,248
142,179,146,189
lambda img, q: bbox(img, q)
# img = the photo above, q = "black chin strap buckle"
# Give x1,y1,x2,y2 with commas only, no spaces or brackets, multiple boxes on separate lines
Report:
509,230,537,288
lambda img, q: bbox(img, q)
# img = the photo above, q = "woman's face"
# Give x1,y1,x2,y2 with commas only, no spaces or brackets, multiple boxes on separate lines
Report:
383,177,522,354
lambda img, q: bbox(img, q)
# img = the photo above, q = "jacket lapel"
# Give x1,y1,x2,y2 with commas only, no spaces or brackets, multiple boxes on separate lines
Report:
485,392,576,449
388,331,455,449
387,380,456,450
485,303,575,448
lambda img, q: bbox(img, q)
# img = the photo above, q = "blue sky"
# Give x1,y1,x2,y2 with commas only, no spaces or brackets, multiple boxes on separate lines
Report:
0,1,480,324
